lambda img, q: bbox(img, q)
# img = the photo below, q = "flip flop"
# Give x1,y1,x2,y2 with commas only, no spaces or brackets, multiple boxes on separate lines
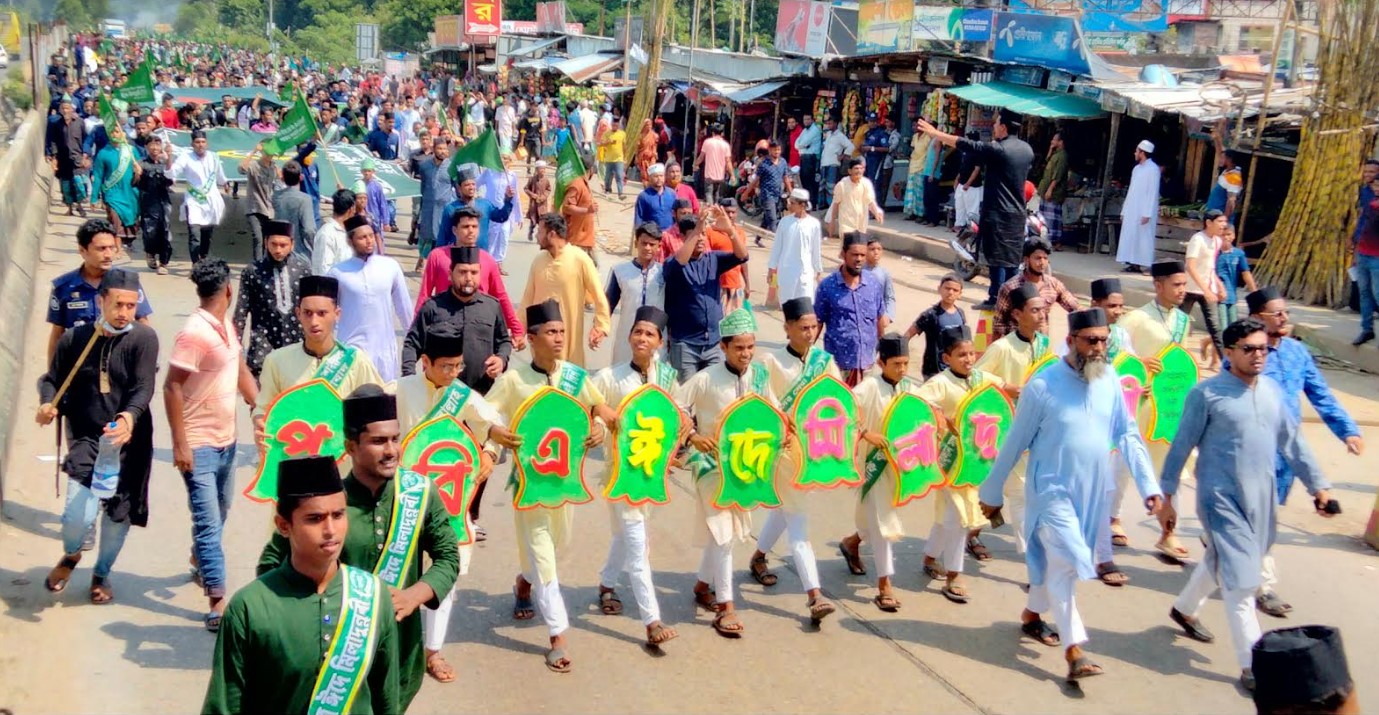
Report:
598,589,624,616
512,586,535,620
922,561,945,580
1067,656,1104,682
647,623,679,646
544,648,572,673
1256,592,1293,618
1021,619,1061,647
941,583,970,604
808,597,836,624
204,610,223,633
1109,522,1129,548
89,576,114,605
426,652,457,683
713,611,744,638
1156,539,1190,563
873,593,901,612
838,542,866,576
749,555,779,587
1096,564,1129,587
45,554,81,593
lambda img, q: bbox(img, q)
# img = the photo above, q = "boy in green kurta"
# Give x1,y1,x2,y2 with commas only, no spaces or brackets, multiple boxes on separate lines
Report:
91,123,142,249
258,385,461,710
203,456,401,715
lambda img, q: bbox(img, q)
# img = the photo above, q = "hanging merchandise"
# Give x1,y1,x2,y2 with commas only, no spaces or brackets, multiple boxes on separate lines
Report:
868,86,894,122
842,88,862,133
813,90,837,123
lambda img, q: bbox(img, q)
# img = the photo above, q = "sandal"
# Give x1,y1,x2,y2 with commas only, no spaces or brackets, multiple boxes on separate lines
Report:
873,592,901,612
426,651,457,683
1021,618,1061,647
204,610,223,633
966,536,992,561
1096,563,1130,587
712,611,744,638
1256,591,1293,618
90,576,114,605
544,647,572,673
749,555,779,587
1067,656,1104,681
693,589,722,613
1155,538,1190,563
838,542,866,576
941,582,970,604
1110,522,1129,548
45,554,82,593
189,553,204,590
512,586,535,620
808,597,836,624
922,560,945,580
646,622,679,646
598,589,623,616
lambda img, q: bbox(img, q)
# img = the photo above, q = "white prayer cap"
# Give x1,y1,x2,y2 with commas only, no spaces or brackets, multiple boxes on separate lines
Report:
789,188,810,202
647,163,666,176
1137,139,1155,153
534,160,548,168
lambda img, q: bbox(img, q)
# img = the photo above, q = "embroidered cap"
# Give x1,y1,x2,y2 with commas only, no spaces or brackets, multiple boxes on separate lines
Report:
719,306,757,339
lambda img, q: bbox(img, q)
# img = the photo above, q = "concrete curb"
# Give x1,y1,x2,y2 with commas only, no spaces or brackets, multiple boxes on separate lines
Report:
0,111,55,504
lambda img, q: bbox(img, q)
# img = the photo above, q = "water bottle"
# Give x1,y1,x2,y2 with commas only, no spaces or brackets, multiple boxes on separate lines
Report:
91,426,122,500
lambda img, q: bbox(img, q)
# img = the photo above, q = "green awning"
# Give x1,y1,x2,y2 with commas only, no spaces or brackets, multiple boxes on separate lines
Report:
946,80,1105,119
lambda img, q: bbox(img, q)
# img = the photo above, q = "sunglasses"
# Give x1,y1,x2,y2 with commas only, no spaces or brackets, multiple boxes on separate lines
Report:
1075,335,1109,345
1230,344,1269,355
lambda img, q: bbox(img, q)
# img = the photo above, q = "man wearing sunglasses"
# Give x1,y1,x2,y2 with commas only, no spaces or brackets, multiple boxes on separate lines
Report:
1243,287,1363,618
1158,317,1336,692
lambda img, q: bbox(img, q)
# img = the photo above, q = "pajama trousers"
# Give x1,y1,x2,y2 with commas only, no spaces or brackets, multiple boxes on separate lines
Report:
1025,520,1089,649
599,505,662,626
1173,555,1260,669
754,508,821,592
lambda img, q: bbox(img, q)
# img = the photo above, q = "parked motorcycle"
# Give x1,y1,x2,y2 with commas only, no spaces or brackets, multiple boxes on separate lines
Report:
950,210,1049,281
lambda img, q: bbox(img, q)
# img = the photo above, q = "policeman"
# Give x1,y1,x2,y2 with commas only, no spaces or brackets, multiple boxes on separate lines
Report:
47,218,153,363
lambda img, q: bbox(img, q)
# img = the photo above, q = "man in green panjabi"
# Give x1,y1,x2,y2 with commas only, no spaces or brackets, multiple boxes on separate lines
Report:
202,456,401,715
91,123,142,250
258,384,460,709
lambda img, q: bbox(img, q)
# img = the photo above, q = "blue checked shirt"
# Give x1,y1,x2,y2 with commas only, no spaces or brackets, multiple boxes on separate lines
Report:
815,269,886,370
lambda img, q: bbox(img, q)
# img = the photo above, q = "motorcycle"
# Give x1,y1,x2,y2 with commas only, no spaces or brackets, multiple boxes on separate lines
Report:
949,209,1049,281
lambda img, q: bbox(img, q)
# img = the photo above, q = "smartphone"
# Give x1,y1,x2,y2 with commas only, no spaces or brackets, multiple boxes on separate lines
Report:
987,509,1006,530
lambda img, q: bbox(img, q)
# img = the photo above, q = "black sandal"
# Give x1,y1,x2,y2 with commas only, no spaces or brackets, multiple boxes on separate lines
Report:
1021,618,1061,647
1096,563,1129,587
749,555,778,587
839,542,866,576
598,589,623,615
1067,656,1104,681
512,586,535,620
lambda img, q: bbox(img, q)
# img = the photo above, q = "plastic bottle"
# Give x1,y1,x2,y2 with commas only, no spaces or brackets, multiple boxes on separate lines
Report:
91,425,121,500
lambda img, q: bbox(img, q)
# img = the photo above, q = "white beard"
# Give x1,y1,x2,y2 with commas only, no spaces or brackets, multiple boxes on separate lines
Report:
1079,356,1110,382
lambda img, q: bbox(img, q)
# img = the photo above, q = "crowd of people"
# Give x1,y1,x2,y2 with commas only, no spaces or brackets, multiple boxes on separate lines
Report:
24,35,1369,715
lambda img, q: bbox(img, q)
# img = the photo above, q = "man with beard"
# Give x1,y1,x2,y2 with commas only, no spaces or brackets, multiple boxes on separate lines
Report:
815,232,889,386
1159,318,1334,691
991,239,1081,340
168,129,229,262
257,386,459,710
520,214,610,368
413,136,454,267
980,308,1162,684
436,168,515,252
328,216,413,382
412,208,525,347
233,221,312,378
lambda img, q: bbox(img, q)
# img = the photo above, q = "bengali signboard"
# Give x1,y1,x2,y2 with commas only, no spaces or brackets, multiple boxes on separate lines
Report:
435,15,463,48
466,0,503,38
913,6,991,45
857,0,914,55
992,12,1091,77
775,0,831,58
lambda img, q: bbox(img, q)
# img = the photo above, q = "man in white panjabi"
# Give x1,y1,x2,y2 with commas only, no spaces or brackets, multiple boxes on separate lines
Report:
1116,139,1161,273
167,129,228,262
328,216,414,382
766,189,824,303
605,224,666,366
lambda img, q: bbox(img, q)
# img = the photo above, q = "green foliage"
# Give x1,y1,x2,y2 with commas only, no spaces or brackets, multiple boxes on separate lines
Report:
376,0,453,52
279,12,364,67
3,73,34,110
54,0,93,29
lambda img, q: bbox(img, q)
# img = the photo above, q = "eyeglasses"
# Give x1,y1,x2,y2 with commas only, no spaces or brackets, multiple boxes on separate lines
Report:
1231,344,1269,355
1261,309,1289,318
1074,335,1109,345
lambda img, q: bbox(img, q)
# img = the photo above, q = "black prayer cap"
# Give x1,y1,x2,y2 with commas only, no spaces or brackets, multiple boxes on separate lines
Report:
632,305,669,335
344,215,371,234
1068,307,1108,332
842,231,869,249
878,332,908,360
526,298,562,331
450,245,480,266
1246,286,1284,315
453,205,481,219
782,296,815,322
343,384,397,432
422,322,465,359
298,275,339,301
939,325,972,353
672,198,692,211
1090,277,1122,301
99,268,141,294
1150,259,1186,278
276,455,343,501
1009,282,1041,310
1252,625,1353,711
264,219,294,238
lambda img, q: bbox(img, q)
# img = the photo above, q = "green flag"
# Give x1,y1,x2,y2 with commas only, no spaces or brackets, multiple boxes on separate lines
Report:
448,128,506,183
113,52,155,105
261,88,319,157
553,137,587,210
97,93,120,136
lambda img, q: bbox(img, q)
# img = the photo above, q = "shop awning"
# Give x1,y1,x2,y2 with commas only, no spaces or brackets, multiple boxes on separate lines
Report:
552,54,624,83
512,56,562,71
507,36,565,58
946,81,1105,119
723,80,789,104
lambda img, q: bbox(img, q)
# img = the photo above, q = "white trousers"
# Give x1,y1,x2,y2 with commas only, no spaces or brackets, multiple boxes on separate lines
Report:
954,185,984,225
755,508,821,592
1173,557,1260,670
1258,553,1278,596
924,498,967,574
599,518,662,626
1095,456,1133,565
858,492,896,579
423,589,457,651
520,535,570,637
1025,521,1089,649
1003,475,1027,555
697,541,734,605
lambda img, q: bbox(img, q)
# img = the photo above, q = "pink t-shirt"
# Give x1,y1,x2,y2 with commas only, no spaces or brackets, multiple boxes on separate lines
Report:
168,309,241,449
414,245,525,337
701,136,731,182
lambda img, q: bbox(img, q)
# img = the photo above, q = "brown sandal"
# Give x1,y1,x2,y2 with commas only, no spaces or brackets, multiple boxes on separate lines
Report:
712,611,744,638
45,554,82,593
808,597,836,624
426,651,456,683
873,592,901,612
749,555,778,587
693,589,722,613
647,622,679,645
90,576,114,605
598,588,623,615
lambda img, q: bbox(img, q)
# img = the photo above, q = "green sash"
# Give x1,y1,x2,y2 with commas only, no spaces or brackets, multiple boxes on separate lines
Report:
1032,332,1050,361
750,363,769,396
101,144,134,194
556,362,588,396
1167,309,1189,344
423,380,473,422
314,343,358,391
859,379,909,499
688,363,771,482
649,359,678,390
779,348,833,413
307,565,381,715
186,174,216,204
373,470,430,589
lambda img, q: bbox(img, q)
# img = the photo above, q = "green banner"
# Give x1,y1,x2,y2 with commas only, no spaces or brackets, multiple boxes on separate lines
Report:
511,388,594,510
97,93,120,137
938,383,1015,489
713,395,786,511
788,375,860,490
401,416,482,546
246,379,346,502
161,127,422,198
1022,353,1059,385
1146,343,1200,444
262,88,319,157
553,136,586,210
606,385,682,507
883,393,945,507
160,86,289,109
113,52,155,105
1112,352,1150,431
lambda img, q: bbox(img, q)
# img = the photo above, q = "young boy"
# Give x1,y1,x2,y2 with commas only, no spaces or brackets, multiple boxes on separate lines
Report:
1214,225,1256,327
865,238,897,321
905,273,968,379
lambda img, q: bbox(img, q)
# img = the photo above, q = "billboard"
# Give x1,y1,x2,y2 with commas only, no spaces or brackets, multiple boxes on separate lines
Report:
435,15,463,48
466,0,502,37
992,12,1091,76
913,6,991,44
857,0,913,55
355,23,379,62
775,0,831,58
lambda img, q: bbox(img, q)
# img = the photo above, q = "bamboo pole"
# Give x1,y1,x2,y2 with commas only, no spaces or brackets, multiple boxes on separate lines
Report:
1235,0,1292,245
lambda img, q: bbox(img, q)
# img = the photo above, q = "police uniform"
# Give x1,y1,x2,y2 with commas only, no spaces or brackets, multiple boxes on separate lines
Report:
47,268,154,329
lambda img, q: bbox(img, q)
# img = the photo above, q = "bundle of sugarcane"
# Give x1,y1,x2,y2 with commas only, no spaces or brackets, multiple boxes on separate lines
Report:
625,0,674,157
1255,0,1379,307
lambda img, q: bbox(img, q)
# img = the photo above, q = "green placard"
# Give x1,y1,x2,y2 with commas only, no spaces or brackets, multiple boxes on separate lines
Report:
246,379,345,502
789,375,861,490
1022,353,1059,386
606,384,682,507
883,393,946,507
1112,352,1151,427
713,394,787,511
401,416,482,546
1146,343,1200,444
511,388,594,510
937,382,1015,489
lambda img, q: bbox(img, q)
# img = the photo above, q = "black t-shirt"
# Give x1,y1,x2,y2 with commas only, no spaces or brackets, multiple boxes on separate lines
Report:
519,116,542,143
912,302,967,377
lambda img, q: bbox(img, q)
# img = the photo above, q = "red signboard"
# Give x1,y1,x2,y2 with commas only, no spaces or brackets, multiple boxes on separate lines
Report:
466,0,502,37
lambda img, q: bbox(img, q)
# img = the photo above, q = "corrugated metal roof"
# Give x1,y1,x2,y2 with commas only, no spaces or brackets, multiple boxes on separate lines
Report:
946,81,1106,119
552,54,623,83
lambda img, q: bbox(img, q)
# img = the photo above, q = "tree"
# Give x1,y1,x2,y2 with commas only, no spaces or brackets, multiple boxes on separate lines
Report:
376,0,451,51
54,0,93,29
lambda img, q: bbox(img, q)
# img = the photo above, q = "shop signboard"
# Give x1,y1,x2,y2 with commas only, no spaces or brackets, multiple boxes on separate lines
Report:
434,15,462,48
775,0,832,58
1000,66,1045,87
1009,0,1166,34
913,6,992,45
1047,70,1074,93
857,0,914,55
465,0,502,38
992,12,1091,77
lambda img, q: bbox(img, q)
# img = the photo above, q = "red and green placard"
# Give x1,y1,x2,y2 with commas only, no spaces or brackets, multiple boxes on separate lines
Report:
1112,352,1151,425
245,379,345,502
605,384,683,507
938,382,1015,489
788,375,861,490
1022,353,1059,385
882,393,946,507
1145,344,1200,444
511,387,594,510
401,416,482,546
714,394,787,511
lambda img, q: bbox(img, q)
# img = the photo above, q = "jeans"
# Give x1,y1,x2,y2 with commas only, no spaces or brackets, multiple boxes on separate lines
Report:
820,165,840,209
182,445,237,598
603,161,626,197
1356,253,1379,333
61,478,131,579
704,179,725,204
1218,301,1239,329
760,194,781,232
799,153,820,205
987,264,1015,303
1181,291,1224,355
187,224,215,262
667,340,723,383
246,212,268,262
